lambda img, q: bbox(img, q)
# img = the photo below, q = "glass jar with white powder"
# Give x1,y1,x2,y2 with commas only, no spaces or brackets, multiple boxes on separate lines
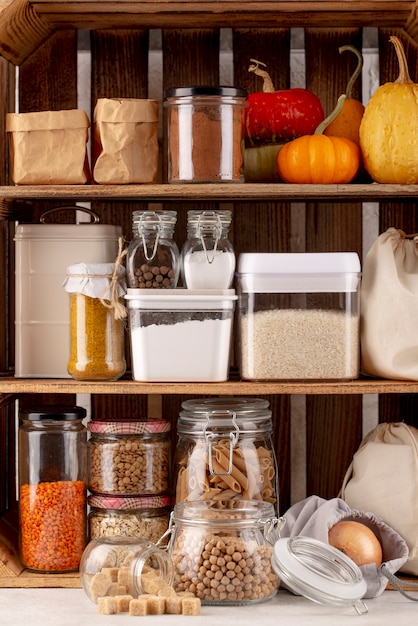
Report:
181,210,235,289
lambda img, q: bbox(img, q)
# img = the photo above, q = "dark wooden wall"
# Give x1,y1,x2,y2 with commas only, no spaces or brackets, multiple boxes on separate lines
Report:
0,26,417,517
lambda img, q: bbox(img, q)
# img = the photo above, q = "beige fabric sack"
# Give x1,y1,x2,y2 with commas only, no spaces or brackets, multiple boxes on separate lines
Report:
361,227,418,380
93,98,159,184
340,422,418,576
6,109,90,184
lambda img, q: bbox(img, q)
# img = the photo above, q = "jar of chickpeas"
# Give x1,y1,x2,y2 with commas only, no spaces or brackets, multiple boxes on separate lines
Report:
167,500,284,606
88,420,171,496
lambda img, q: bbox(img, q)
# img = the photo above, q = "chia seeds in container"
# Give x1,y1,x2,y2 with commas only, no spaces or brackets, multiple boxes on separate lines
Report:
87,420,171,496
88,494,171,543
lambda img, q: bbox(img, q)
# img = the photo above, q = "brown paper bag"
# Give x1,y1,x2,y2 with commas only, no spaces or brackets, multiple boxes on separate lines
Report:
6,109,90,184
93,98,159,184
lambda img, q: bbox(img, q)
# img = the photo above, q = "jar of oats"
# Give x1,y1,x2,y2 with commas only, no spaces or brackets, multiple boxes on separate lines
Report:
168,500,284,605
88,420,171,496
88,494,171,543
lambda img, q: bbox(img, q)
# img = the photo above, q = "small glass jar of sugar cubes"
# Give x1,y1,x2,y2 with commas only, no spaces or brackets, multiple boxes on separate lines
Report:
79,535,202,616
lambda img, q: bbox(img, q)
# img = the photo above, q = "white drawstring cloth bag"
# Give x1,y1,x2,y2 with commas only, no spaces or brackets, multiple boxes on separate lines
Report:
361,227,418,380
340,422,418,576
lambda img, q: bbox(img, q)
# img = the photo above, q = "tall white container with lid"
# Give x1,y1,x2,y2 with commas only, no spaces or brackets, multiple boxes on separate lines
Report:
15,207,122,377
236,252,361,381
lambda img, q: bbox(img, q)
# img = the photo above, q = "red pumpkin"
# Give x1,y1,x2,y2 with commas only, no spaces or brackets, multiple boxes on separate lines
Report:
244,59,325,146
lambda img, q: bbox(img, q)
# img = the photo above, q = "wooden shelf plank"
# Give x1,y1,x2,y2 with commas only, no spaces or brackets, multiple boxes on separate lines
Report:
2,376,418,395
1,183,418,204
0,1,417,64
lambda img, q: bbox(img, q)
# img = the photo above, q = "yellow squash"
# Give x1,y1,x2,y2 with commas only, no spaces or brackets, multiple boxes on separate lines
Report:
359,36,418,184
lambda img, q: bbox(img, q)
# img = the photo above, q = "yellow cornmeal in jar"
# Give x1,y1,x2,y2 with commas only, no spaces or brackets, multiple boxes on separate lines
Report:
68,293,125,381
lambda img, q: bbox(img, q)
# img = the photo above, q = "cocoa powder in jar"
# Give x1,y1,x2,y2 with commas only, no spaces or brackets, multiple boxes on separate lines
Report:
164,87,248,183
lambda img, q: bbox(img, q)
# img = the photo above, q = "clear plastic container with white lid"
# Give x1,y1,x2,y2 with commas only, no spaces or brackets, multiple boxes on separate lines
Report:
124,288,237,382
236,252,361,381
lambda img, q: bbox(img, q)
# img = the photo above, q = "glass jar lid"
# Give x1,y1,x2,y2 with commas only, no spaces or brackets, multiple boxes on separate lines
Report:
19,405,87,422
164,86,248,99
88,494,171,511
88,420,171,435
271,537,368,614
178,397,272,435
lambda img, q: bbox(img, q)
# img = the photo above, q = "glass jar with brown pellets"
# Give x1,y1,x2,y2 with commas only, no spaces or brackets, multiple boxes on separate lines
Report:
87,420,171,496
126,210,180,289
167,500,284,606
88,494,171,543
63,262,126,381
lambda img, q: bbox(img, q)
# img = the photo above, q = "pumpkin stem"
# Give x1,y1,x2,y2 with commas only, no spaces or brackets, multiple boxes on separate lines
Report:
315,94,347,135
390,35,413,84
248,59,276,93
339,45,363,99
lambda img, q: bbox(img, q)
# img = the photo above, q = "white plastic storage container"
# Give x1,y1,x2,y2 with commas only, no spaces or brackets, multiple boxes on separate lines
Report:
15,208,122,378
236,253,361,381
125,288,237,381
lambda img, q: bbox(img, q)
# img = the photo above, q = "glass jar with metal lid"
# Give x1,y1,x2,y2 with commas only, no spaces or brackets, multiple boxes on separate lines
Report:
174,397,278,511
181,210,236,289
18,405,87,573
126,210,180,289
164,86,248,183
88,420,171,496
88,494,171,543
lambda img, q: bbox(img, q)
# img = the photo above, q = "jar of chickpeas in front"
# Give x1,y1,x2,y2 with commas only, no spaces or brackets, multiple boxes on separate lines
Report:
88,420,171,496
174,397,279,512
168,500,284,605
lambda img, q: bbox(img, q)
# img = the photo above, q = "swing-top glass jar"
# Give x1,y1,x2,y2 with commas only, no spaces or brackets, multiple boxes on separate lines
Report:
126,210,180,289
80,536,173,604
167,500,283,605
174,397,279,511
181,210,236,289
18,405,87,573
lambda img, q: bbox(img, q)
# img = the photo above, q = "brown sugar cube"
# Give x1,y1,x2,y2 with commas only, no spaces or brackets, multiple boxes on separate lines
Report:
165,596,183,615
129,597,148,616
101,567,119,582
97,596,117,615
118,566,130,588
90,572,112,602
147,595,166,615
115,594,133,612
141,572,166,594
182,597,201,616
157,585,177,598
108,583,127,596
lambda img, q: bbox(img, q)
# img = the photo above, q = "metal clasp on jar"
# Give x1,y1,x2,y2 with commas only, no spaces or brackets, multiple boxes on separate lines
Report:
203,410,239,477
196,211,223,264
138,211,163,262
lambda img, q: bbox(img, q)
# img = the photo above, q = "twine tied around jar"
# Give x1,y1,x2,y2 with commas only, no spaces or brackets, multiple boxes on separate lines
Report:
99,237,127,320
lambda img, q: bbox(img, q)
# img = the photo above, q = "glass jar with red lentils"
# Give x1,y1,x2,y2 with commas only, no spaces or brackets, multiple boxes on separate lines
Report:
18,405,87,573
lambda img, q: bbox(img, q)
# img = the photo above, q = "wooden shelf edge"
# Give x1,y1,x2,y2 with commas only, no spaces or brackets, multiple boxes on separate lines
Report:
2,377,418,395
0,573,82,589
0,1,417,65
1,183,418,205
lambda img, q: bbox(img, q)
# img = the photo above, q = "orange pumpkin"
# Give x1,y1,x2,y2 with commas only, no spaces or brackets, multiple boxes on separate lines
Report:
277,95,361,184
324,45,365,146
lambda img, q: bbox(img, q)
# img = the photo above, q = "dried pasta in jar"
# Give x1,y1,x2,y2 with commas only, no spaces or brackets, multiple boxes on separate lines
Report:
174,397,278,510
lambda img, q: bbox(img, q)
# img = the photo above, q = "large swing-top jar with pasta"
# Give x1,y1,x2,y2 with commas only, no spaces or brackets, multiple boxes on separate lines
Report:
174,397,278,512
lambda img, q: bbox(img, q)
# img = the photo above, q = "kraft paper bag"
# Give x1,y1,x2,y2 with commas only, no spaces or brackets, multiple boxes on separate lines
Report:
340,422,418,576
6,109,90,184
361,227,418,380
93,98,159,184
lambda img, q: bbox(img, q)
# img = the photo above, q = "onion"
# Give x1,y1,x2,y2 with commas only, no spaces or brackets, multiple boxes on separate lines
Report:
328,520,383,567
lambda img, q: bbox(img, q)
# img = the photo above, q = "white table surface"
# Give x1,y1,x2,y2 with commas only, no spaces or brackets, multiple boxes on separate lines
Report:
1,588,417,625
